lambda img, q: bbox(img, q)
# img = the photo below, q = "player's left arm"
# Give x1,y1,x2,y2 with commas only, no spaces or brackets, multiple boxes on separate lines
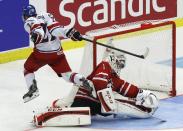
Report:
45,13,66,38
46,13,82,41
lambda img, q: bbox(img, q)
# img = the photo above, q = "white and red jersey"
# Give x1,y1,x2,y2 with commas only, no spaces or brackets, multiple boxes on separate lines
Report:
24,13,69,53
76,61,140,100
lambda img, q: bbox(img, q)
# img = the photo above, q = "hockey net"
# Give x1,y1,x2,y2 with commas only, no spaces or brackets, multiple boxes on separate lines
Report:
79,21,176,97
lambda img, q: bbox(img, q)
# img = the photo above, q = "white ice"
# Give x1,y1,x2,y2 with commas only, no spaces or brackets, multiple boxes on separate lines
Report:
1,26,183,131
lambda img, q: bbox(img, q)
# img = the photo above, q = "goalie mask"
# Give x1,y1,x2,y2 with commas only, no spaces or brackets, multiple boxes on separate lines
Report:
106,52,126,76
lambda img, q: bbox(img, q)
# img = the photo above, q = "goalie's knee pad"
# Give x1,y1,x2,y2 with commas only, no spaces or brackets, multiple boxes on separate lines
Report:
52,97,73,108
136,90,159,109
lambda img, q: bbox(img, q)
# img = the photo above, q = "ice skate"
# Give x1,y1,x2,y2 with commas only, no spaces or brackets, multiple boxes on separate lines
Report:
80,77,93,93
23,80,39,103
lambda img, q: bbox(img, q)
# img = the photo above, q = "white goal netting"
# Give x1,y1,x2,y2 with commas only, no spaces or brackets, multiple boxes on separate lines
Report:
79,21,176,96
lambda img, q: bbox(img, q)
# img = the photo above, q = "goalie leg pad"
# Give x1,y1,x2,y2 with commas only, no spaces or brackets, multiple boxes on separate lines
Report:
114,92,157,118
33,107,91,127
52,85,80,108
115,99,155,118
52,96,74,108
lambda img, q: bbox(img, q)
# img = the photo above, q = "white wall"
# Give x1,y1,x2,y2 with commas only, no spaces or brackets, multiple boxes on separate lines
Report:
30,0,46,14
177,0,183,18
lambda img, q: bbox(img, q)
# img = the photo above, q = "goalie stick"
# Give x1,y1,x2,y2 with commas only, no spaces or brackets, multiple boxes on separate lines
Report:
82,37,149,59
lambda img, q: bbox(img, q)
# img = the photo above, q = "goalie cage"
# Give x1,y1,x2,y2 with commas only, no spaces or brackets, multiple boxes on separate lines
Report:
80,21,176,98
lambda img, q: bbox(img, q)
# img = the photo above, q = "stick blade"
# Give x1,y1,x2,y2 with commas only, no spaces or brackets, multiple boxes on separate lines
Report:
142,47,150,59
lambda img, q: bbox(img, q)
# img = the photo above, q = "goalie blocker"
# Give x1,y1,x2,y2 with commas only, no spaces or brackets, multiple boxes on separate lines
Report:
33,107,91,127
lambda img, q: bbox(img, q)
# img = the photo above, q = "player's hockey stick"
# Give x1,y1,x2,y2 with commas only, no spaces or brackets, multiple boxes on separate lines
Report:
82,37,149,59
153,116,167,123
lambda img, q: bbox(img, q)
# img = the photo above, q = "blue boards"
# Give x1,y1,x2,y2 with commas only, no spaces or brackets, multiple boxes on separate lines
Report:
0,0,29,51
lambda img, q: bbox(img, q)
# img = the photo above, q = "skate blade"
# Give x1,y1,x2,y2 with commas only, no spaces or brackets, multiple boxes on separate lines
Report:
24,93,40,103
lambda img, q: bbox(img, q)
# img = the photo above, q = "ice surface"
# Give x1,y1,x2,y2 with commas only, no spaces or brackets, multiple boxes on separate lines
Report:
1,27,183,131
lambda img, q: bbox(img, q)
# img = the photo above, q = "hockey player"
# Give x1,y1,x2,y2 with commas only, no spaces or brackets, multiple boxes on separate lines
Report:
22,5,92,103
32,48,159,127
53,50,159,117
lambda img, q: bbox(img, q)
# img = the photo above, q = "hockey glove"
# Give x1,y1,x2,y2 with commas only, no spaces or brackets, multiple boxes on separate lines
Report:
66,28,83,41
30,31,43,45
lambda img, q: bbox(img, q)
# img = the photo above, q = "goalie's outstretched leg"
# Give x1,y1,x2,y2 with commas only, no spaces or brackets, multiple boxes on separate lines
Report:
33,107,91,127
114,91,159,118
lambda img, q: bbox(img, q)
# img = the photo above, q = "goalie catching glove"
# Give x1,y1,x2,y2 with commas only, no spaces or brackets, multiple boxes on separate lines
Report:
136,89,159,109
66,28,83,41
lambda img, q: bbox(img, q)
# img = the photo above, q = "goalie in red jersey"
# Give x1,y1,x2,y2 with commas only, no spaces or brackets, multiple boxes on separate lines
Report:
52,48,159,118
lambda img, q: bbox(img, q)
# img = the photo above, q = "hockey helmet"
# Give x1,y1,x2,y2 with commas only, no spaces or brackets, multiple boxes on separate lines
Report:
106,52,126,75
22,5,37,21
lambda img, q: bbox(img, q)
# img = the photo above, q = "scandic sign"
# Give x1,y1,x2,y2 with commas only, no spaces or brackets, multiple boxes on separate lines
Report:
47,0,177,34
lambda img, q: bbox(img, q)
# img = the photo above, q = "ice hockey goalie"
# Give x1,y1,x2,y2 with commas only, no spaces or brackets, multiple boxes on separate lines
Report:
53,50,159,117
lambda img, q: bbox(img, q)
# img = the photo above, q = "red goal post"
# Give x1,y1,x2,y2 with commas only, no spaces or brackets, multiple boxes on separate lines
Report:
81,21,176,96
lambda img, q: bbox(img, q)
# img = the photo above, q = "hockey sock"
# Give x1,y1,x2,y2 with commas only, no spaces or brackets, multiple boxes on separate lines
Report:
24,71,35,89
